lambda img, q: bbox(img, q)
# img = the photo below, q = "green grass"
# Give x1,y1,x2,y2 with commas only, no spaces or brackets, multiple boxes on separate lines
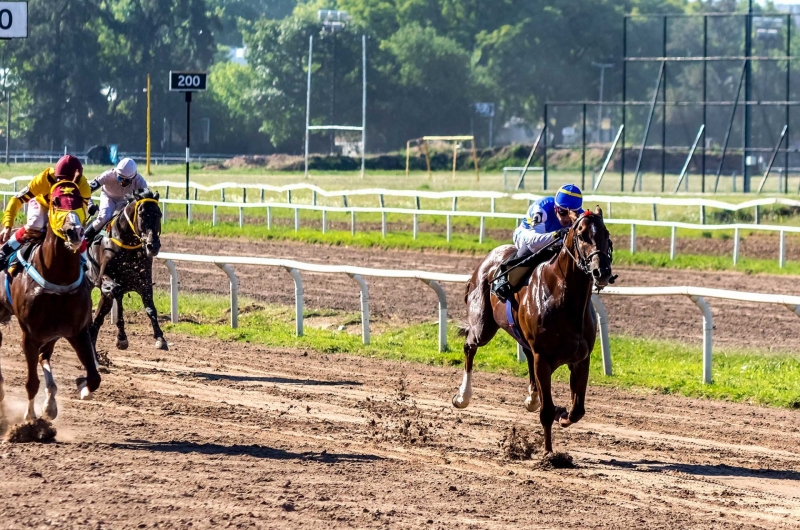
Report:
162,219,800,276
115,289,800,408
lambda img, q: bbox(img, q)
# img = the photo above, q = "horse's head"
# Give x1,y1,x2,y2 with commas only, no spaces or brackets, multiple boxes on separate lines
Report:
128,188,162,258
566,207,616,290
49,182,86,252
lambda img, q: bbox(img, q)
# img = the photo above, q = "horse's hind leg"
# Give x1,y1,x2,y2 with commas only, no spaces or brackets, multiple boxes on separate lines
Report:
558,357,590,428
90,293,115,346
68,327,101,400
39,340,58,420
523,349,539,413
453,281,499,409
113,294,128,350
21,332,41,422
139,287,168,350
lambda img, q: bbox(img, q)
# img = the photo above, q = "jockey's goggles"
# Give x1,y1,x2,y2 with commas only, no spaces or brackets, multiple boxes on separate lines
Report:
116,173,134,184
555,206,574,216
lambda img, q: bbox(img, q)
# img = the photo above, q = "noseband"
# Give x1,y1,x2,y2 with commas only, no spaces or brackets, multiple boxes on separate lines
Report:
562,214,614,276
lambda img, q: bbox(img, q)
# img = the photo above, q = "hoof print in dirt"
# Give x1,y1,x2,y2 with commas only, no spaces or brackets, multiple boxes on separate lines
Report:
5,419,57,443
499,425,539,460
537,451,576,470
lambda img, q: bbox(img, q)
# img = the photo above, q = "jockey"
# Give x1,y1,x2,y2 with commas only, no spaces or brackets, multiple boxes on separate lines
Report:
84,157,148,243
492,184,584,301
0,155,93,268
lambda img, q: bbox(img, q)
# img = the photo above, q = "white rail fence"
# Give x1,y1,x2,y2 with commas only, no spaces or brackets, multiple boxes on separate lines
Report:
154,252,800,385
153,198,799,267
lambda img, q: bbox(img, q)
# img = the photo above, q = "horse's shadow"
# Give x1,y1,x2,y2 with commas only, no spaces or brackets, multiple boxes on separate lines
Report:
189,372,362,387
604,458,800,481
110,440,382,463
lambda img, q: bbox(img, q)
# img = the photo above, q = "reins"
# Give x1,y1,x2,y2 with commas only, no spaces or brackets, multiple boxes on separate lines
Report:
561,213,613,276
108,198,159,250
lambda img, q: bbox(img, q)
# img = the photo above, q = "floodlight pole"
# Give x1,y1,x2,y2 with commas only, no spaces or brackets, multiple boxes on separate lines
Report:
304,35,313,179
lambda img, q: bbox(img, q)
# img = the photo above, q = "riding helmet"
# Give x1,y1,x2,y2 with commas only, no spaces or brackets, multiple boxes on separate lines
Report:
54,154,84,180
555,184,583,211
115,158,138,179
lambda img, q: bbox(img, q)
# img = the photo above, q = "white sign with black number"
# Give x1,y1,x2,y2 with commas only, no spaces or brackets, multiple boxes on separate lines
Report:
0,2,27,39
169,71,208,92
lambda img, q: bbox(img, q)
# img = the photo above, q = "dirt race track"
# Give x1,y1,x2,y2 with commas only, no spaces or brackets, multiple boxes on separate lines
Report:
1,319,800,529
157,235,800,351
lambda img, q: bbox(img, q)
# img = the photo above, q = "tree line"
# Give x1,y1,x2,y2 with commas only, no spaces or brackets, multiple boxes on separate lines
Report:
2,0,788,156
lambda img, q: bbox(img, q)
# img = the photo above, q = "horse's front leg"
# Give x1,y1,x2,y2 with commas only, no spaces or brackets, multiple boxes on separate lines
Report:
114,294,128,350
533,354,556,454
559,356,590,428
21,332,42,422
523,348,539,412
67,326,101,400
90,293,115,346
139,286,168,351
39,340,58,420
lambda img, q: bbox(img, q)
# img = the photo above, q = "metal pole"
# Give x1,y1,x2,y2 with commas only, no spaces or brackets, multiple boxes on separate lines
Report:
4,77,9,166
582,103,587,189
621,16,628,192
330,31,336,155
661,16,667,193
714,62,747,193
185,91,191,218
702,16,708,192
594,125,624,191
674,124,705,193
632,61,666,191
489,114,493,148
515,127,544,190
146,74,151,176
743,4,753,192
361,34,366,178
786,15,791,195
304,35,313,179
543,104,548,190
757,124,788,193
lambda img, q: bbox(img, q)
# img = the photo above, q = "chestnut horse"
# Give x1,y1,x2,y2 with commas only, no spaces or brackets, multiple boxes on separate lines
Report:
0,182,100,424
455,207,614,454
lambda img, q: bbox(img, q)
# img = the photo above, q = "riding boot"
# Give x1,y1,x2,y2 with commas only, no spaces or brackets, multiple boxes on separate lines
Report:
0,240,17,270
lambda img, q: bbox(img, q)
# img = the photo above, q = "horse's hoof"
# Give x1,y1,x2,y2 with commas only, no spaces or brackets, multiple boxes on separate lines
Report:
155,337,169,351
43,398,58,421
76,378,93,401
452,394,470,409
116,339,129,350
554,407,571,427
524,395,540,413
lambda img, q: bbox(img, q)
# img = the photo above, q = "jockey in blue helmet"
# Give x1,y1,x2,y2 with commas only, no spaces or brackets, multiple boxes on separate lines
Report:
492,184,584,301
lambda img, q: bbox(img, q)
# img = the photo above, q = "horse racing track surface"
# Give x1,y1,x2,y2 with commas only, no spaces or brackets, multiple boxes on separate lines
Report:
1,321,800,529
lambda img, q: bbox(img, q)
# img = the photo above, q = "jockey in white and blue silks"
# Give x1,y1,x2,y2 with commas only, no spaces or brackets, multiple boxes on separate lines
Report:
512,184,584,258
84,157,148,243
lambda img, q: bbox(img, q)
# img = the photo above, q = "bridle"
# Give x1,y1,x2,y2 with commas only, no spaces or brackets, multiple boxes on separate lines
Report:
561,213,614,277
108,198,160,250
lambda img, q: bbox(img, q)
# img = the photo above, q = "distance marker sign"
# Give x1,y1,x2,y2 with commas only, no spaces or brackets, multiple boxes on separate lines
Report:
169,71,207,92
0,2,27,39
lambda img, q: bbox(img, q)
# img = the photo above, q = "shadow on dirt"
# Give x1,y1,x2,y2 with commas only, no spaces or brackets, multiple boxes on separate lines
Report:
190,372,363,386
605,459,800,481
110,440,382,463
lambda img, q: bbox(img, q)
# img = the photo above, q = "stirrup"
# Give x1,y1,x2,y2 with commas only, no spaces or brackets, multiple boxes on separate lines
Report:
491,276,513,303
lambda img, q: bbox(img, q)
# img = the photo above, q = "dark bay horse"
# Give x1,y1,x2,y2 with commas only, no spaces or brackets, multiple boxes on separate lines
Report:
455,207,614,454
0,182,100,422
86,188,165,351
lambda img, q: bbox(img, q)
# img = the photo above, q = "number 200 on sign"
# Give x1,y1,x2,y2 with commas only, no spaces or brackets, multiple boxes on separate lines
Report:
169,71,207,92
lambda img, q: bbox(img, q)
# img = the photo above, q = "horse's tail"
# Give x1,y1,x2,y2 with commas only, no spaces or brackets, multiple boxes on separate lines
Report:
455,320,469,338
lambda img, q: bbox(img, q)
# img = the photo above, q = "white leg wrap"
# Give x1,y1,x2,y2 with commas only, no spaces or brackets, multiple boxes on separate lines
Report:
524,383,540,413
78,380,92,401
24,399,36,422
452,371,473,409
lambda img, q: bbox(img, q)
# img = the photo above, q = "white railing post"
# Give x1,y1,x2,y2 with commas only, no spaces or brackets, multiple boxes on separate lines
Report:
630,224,636,254
239,207,244,228
187,203,192,225
349,274,370,345
479,216,485,244
351,211,356,236
266,206,272,229
517,343,525,363
381,212,387,238
285,268,304,336
413,213,418,239
322,210,327,234
422,279,448,353
215,263,239,329
670,225,676,260
779,230,786,268
689,295,713,384
294,208,300,232
446,215,452,242
212,206,217,226
733,227,740,265
164,259,179,324
591,295,612,376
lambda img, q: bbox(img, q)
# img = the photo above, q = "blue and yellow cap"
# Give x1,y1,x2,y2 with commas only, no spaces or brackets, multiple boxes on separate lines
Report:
555,184,583,211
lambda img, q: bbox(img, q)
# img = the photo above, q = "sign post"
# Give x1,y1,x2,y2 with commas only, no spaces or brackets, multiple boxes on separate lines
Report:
0,2,28,166
170,71,207,217
474,102,495,148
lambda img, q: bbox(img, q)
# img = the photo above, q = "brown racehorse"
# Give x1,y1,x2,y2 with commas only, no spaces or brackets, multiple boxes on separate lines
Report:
455,207,614,454
0,182,100,424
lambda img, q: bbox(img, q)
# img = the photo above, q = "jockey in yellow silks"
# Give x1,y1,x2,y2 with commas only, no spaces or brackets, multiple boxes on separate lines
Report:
0,155,94,267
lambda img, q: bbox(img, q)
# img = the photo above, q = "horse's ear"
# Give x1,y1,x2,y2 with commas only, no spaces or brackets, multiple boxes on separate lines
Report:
154,191,160,201
594,205,603,218
125,193,135,203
